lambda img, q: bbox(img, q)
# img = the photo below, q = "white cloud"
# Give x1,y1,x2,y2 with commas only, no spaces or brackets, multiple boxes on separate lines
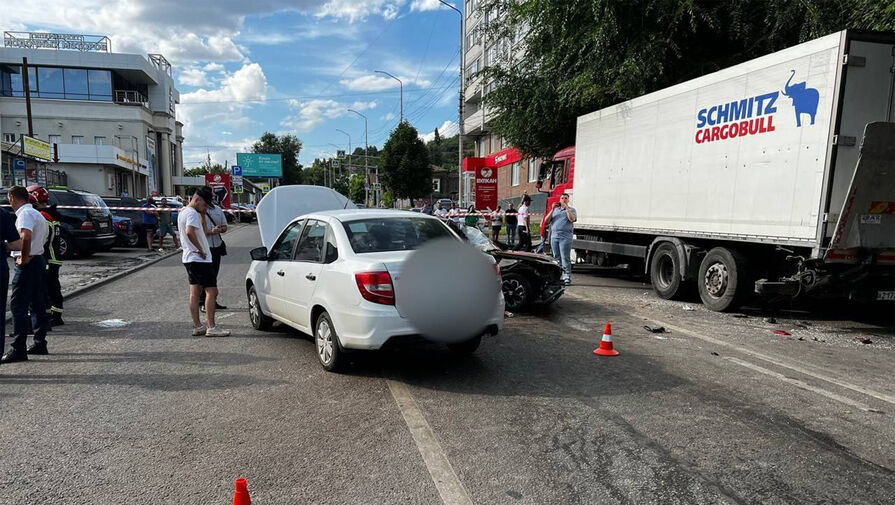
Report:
281,99,377,133
317,0,405,21
419,120,458,142
411,0,450,11
178,67,210,87
340,74,431,92
381,112,396,121
203,62,225,72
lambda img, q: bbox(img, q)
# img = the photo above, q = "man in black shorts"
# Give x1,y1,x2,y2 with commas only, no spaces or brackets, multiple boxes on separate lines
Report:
177,188,229,337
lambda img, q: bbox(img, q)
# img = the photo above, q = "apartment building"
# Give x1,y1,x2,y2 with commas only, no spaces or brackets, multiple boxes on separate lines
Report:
0,32,184,197
461,1,545,209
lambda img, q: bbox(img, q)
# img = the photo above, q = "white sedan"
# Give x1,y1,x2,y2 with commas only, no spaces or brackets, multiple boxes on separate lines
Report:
246,209,505,371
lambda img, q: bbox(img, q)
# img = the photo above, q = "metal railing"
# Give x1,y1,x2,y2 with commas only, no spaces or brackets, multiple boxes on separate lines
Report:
113,90,148,106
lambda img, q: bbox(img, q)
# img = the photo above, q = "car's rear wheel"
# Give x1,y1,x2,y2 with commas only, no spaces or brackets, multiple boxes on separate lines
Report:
56,231,75,260
247,285,273,330
315,311,343,372
502,273,531,312
447,335,482,355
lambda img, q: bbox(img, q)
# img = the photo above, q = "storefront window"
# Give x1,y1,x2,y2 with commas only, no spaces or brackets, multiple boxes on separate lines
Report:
64,68,89,99
37,67,64,98
88,70,112,100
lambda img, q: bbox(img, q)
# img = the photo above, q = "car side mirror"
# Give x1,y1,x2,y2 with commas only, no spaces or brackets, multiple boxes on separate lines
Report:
250,246,269,261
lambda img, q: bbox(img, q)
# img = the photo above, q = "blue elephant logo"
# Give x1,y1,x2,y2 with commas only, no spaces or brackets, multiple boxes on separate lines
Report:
782,70,819,127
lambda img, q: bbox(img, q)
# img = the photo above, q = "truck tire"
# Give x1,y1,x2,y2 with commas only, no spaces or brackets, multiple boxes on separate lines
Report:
650,242,687,300
697,247,752,312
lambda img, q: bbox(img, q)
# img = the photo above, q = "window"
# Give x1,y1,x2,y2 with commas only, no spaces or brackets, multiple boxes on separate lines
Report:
432,178,441,193
71,136,84,145
271,220,305,260
294,220,327,263
87,70,112,101
511,162,520,186
343,218,453,254
63,68,89,99
528,158,538,182
49,135,61,144
94,136,106,145
37,67,64,99
3,133,17,143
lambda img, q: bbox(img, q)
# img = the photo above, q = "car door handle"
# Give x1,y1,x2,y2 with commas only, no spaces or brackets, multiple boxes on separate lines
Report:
277,270,285,276
305,273,316,281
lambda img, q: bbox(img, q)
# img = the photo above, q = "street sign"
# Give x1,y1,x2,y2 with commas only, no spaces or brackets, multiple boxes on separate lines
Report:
231,165,243,176
233,184,244,194
204,173,232,208
23,136,51,161
232,175,243,185
332,160,341,168
337,150,346,159
236,153,283,178
260,183,271,194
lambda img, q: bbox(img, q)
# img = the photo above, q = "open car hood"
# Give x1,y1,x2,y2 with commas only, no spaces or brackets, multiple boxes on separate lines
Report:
256,185,352,248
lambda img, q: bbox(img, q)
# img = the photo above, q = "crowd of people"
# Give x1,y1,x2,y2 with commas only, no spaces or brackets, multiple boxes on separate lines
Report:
0,184,232,364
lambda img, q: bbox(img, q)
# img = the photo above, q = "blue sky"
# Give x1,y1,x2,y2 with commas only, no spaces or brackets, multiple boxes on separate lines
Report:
7,0,462,167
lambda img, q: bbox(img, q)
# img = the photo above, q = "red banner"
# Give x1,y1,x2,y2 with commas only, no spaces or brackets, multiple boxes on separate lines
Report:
204,173,232,209
474,165,498,211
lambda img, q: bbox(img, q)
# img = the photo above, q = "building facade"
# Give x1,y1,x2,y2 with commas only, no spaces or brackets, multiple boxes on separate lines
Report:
461,2,546,211
0,32,183,197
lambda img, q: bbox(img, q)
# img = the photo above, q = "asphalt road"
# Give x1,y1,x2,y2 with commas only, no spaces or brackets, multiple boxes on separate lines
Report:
0,224,892,504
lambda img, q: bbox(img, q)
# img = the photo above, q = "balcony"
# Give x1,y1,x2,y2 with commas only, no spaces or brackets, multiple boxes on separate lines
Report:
113,90,149,107
462,107,486,135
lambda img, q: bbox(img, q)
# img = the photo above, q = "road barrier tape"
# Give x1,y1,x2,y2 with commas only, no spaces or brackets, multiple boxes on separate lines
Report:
39,205,257,213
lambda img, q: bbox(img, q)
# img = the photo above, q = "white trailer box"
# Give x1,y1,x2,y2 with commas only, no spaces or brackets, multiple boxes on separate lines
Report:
570,30,895,309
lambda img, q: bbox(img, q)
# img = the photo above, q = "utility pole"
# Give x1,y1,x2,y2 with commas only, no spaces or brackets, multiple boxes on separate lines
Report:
437,0,465,208
336,128,352,178
375,70,403,123
21,57,34,137
348,109,369,206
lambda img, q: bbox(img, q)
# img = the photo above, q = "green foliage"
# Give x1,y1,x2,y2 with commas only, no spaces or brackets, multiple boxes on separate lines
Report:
379,122,432,200
348,174,366,203
424,134,473,170
304,159,327,186
252,132,303,184
481,0,895,158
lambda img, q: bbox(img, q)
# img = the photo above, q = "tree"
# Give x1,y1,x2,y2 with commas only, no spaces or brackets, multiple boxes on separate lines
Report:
252,132,303,185
427,127,444,167
348,174,366,203
425,134,472,170
481,0,895,158
183,163,228,177
378,122,432,200
304,158,327,186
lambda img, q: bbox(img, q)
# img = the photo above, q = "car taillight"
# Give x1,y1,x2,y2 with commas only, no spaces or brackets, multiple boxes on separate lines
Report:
355,271,395,305
80,220,94,230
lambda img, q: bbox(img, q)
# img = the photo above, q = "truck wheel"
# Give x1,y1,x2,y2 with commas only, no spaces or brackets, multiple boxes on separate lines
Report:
650,242,687,300
697,247,752,312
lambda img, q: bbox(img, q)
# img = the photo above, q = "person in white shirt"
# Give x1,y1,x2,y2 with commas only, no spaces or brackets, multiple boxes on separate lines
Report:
2,186,51,363
178,188,230,337
434,202,448,218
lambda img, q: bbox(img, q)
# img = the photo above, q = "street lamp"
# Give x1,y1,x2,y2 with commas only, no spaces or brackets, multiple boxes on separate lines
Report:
437,0,465,208
347,109,370,206
374,70,403,123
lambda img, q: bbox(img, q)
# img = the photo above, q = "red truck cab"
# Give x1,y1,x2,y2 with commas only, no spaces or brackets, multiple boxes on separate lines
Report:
537,146,575,237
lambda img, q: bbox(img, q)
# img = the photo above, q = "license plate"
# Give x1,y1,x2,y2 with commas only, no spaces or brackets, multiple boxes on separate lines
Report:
99,222,109,230
877,291,895,301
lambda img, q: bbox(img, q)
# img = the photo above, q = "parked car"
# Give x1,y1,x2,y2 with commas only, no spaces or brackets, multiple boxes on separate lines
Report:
247,199,504,372
448,221,565,312
103,196,182,246
1,188,115,259
112,216,139,247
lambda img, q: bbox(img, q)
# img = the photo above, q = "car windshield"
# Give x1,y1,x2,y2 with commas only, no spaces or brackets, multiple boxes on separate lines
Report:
458,224,499,252
342,217,453,253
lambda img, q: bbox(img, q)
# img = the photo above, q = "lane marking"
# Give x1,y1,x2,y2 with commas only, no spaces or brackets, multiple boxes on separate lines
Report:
387,380,473,505
561,292,895,407
642,316,895,407
723,357,870,410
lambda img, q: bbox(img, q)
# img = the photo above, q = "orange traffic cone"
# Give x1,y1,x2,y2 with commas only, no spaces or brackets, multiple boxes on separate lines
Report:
593,323,619,356
233,478,251,505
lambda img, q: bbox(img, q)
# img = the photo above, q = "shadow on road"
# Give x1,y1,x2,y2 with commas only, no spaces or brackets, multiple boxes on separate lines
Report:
43,350,276,366
0,371,284,391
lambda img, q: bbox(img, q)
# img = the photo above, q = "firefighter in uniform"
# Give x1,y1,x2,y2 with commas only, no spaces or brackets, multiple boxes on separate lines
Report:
27,185,64,326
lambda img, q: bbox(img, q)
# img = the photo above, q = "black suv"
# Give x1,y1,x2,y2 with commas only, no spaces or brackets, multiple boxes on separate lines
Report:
0,188,115,259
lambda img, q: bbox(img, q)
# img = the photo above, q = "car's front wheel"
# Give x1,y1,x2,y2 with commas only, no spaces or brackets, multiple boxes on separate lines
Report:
247,285,273,330
502,273,531,312
315,311,343,372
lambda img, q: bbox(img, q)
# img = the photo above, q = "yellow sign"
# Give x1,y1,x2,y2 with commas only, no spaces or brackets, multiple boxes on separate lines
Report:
260,183,271,194
116,153,137,165
23,136,51,161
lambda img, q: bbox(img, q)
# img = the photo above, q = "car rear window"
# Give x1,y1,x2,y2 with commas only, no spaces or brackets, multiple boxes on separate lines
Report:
342,217,453,253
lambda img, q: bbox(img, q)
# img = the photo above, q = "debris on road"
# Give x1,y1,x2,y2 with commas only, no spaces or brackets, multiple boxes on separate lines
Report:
504,311,515,318
812,337,827,343
765,317,778,324
643,325,668,334
732,314,749,319
854,336,873,345
710,352,720,356
94,319,129,328
682,305,696,311
774,330,791,336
